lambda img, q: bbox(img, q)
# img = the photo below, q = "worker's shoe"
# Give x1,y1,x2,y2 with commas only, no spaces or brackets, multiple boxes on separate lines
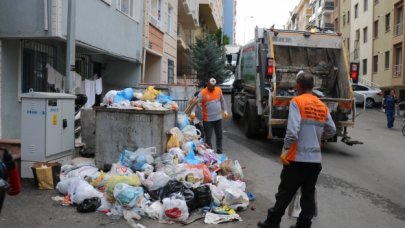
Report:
290,219,312,228
257,218,280,228
216,149,223,154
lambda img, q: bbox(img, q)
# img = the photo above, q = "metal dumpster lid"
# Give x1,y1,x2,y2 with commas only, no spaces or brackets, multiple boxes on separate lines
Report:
21,91,76,99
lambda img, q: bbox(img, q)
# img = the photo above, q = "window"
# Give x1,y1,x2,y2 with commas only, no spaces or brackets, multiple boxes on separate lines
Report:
385,51,390,69
352,85,369,91
150,0,162,22
363,27,368,43
373,55,378,73
343,14,346,26
374,20,378,38
363,58,368,75
355,4,358,18
347,11,350,24
347,37,350,51
168,59,174,84
386,13,391,31
167,4,173,34
364,0,368,11
117,0,140,21
395,46,402,65
355,29,360,41
21,40,57,93
374,0,379,4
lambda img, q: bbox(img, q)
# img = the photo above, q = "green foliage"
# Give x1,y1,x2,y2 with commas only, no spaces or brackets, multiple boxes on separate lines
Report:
214,28,230,46
189,35,231,87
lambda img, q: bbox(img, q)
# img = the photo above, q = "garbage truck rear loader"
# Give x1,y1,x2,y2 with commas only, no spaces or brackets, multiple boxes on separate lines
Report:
231,27,361,145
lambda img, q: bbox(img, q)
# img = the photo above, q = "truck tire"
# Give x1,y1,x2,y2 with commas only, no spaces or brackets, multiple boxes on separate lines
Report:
231,92,242,121
244,102,260,138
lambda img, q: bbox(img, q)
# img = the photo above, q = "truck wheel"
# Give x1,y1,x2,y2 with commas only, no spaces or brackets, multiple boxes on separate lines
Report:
244,103,260,138
231,92,241,121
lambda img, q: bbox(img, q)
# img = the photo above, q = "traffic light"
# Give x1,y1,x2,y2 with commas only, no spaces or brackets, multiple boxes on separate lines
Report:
350,62,359,84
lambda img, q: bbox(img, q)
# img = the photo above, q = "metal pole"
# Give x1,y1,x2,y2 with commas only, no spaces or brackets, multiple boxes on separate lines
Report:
65,0,76,93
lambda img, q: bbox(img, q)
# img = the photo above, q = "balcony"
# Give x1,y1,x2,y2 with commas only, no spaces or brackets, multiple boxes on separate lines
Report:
177,24,194,51
178,0,199,29
323,22,334,31
393,64,403,77
394,22,403,37
318,1,334,15
199,0,220,32
306,8,313,17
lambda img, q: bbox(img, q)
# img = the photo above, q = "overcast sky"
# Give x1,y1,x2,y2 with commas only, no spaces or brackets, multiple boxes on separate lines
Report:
235,0,300,45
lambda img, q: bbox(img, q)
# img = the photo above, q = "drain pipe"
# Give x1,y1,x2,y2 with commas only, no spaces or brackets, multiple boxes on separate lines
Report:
65,0,76,93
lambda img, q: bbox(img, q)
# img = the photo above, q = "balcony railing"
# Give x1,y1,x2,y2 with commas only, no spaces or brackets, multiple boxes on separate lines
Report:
393,64,403,77
394,22,403,36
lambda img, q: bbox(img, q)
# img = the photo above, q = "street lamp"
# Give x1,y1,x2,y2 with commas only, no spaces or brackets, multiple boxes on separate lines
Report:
243,16,254,44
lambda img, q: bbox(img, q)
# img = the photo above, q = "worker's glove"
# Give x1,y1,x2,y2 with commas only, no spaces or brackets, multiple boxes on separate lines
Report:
223,111,229,120
279,149,290,166
190,112,196,122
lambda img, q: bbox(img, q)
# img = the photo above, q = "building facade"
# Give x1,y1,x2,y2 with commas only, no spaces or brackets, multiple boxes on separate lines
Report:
142,0,178,84
0,0,144,139
334,0,351,59
391,0,405,99
286,0,311,31
223,0,236,43
309,0,335,31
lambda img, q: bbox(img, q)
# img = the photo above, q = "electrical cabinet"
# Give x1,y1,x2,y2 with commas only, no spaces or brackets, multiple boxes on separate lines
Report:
20,92,76,177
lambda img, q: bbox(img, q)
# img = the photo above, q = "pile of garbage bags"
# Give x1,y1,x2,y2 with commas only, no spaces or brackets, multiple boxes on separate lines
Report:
54,119,251,226
102,86,178,111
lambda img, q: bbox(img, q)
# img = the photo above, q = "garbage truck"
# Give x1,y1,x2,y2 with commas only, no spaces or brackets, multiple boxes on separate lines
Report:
231,27,362,145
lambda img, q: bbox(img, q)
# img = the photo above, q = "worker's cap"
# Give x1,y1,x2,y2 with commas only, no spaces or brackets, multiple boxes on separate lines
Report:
209,78,217,86
296,70,305,79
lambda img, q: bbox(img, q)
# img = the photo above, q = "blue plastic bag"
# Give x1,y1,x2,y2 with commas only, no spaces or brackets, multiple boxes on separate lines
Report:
177,113,190,130
120,88,134,100
157,94,173,105
184,151,202,165
113,183,144,207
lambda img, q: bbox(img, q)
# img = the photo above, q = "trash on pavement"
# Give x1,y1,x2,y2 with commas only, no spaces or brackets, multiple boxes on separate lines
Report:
204,211,242,224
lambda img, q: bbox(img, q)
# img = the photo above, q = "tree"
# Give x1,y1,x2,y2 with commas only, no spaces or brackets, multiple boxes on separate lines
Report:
189,35,230,87
214,28,230,46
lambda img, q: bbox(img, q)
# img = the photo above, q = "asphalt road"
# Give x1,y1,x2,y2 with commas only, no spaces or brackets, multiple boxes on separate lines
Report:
1,95,404,228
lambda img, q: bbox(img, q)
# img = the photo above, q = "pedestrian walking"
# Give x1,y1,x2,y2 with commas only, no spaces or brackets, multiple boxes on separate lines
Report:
383,90,398,128
258,72,336,228
191,78,228,154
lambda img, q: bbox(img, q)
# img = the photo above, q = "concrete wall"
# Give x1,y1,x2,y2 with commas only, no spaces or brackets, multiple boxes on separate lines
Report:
0,0,50,38
0,40,21,138
144,54,162,83
72,0,144,62
162,0,178,83
0,0,144,62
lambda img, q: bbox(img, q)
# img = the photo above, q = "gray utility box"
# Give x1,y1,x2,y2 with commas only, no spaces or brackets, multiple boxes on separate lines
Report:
21,92,76,178
94,108,177,168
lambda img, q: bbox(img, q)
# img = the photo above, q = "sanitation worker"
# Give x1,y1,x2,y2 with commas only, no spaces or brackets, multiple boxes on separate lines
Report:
191,78,228,154
258,71,336,228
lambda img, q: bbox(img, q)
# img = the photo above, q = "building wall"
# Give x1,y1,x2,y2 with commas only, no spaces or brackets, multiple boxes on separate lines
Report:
0,40,21,138
350,0,373,82
103,61,141,93
373,0,394,88
162,0,178,83
340,0,352,52
224,0,235,43
0,0,144,62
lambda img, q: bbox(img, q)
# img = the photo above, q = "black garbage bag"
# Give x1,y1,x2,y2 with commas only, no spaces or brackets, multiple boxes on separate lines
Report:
192,185,212,209
76,197,101,213
148,180,197,211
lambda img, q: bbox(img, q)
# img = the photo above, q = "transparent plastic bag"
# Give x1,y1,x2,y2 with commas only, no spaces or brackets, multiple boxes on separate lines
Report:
68,179,103,205
106,174,140,203
177,113,190,130
113,183,144,208
143,172,171,191
231,160,244,180
161,197,189,222
223,187,249,210
182,125,201,141
145,201,163,220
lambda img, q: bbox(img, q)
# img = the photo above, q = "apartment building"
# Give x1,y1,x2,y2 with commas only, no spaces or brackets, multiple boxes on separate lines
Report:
350,0,373,82
286,0,312,31
309,0,335,31
392,0,405,99
176,0,199,83
334,0,352,56
372,0,393,89
0,0,144,139
142,0,178,84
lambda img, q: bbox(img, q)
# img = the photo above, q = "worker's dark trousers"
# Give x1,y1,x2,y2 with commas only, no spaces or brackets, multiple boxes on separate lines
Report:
267,162,322,228
203,119,223,152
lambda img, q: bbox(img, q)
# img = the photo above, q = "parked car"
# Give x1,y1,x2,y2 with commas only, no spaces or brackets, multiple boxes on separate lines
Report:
219,74,235,93
352,84,383,108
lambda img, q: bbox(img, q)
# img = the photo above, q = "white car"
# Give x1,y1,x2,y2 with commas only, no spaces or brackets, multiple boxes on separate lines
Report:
352,84,384,108
219,75,235,93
